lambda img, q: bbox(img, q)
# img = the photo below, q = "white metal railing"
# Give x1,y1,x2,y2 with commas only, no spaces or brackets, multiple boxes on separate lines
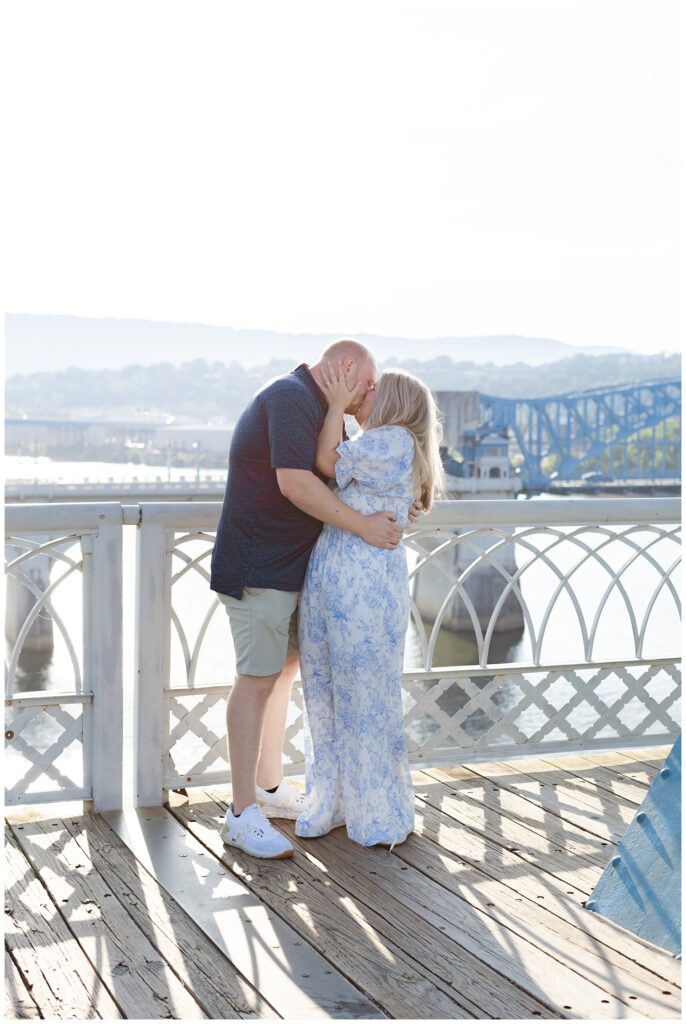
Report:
4,498,681,810
131,497,681,806
4,503,124,810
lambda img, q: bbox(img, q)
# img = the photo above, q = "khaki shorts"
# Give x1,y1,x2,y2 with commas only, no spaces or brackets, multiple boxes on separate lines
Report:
216,587,300,677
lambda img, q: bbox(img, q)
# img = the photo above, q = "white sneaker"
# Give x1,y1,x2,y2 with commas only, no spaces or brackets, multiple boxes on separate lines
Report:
255,778,307,819
221,801,294,859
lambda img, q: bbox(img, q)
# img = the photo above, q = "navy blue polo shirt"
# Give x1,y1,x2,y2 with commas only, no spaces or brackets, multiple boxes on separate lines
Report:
210,363,345,598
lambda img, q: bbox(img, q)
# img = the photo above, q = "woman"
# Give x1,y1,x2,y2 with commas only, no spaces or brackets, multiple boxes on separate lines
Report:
295,364,444,851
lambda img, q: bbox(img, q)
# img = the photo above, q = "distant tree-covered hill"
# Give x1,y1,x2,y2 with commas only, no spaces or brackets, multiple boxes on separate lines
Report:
5,351,680,424
5,313,637,376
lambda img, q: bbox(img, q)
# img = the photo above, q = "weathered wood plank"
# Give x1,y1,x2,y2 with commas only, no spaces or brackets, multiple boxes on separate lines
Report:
414,766,610,887
10,818,206,1019
290,822,679,1019
413,786,683,978
61,812,273,1019
433,759,631,843
535,753,656,806
412,771,592,896
500,753,651,816
104,806,384,1020
480,755,644,833
169,796,474,1020
407,795,680,1011
272,819,651,1018
590,748,668,783
5,826,121,1019
4,949,41,1019
614,747,671,769
566,750,652,787
442,750,663,813
5,744,676,1021
413,761,683,991
188,789,552,1020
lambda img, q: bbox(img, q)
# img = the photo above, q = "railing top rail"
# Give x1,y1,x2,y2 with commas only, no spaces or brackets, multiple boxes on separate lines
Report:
5,501,125,532
4,496,681,532
417,497,681,527
134,501,224,528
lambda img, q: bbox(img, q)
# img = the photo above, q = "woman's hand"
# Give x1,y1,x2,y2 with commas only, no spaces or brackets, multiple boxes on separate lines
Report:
320,360,364,412
407,499,423,525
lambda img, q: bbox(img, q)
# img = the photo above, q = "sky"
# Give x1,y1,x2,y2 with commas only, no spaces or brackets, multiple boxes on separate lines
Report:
3,0,682,355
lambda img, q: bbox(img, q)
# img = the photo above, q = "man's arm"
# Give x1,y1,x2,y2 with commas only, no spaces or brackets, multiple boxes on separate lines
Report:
276,468,403,549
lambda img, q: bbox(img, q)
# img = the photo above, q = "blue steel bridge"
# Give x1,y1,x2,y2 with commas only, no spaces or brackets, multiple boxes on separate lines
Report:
477,376,681,488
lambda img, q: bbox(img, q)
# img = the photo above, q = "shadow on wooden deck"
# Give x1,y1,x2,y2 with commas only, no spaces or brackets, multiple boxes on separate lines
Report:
5,746,681,1019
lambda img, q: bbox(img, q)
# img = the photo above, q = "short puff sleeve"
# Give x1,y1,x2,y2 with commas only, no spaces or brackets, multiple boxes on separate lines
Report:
334,426,415,493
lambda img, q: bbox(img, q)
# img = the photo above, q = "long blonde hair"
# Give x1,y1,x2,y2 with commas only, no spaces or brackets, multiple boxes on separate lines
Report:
364,368,445,511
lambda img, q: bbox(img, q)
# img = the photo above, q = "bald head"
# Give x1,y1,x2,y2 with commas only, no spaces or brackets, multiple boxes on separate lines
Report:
310,337,377,415
318,338,374,366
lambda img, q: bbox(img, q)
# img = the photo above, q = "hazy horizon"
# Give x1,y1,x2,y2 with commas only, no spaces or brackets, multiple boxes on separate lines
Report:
4,312,659,378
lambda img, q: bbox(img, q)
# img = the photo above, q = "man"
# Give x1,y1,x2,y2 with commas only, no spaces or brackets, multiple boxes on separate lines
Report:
210,339,422,858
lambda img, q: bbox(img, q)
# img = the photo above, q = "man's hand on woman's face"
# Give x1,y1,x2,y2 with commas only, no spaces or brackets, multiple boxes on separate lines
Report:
321,360,364,412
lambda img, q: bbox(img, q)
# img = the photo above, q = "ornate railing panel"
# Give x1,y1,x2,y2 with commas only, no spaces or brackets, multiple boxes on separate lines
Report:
4,503,123,810
6,498,679,808
132,498,680,805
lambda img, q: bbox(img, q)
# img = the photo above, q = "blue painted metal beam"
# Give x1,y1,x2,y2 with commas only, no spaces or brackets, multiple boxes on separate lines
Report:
477,377,680,487
585,736,681,956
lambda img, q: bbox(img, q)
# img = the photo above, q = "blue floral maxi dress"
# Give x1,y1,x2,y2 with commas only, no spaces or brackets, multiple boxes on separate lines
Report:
295,425,417,850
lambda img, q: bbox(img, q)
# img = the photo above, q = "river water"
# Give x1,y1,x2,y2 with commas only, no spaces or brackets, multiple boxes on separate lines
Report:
5,457,681,804
5,455,225,485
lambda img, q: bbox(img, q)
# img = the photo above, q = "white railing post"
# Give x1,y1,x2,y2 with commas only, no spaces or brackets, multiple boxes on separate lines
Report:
83,503,124,811
134,510,172,806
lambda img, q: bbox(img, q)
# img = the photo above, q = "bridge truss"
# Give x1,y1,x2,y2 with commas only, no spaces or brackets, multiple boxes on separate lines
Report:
478,377,681,487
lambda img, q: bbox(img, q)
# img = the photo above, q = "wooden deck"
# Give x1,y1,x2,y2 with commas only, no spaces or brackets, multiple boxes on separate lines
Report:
5,745,681,1019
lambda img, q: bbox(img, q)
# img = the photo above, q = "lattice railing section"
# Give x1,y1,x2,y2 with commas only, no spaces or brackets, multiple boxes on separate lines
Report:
136,501,681,800
5,505,123,810
5,530,88,804
5,699,90,804
400,661,680,762
161,659,680,785
163,686,309,789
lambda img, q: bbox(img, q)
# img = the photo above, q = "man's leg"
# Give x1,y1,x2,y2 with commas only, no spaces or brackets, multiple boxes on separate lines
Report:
226,670,280,814
255,655,300,790
220,587,301,815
